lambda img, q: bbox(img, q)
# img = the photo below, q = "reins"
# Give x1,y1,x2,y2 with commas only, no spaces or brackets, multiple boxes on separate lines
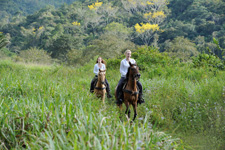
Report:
95,87,106,90
123,89,139,95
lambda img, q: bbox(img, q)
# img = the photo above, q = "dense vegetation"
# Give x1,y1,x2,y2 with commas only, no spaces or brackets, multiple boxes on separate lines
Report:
0,0,225,149
0,0,76,19
1,0,225,64
0,47,224,149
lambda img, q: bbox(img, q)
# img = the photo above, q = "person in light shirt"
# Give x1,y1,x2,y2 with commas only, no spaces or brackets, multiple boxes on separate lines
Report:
90,56,112,98
116,49,145,104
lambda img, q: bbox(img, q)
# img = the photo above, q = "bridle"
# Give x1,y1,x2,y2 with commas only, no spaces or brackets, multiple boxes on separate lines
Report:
128,65,141,81
123,64,140,95
95,71,106,90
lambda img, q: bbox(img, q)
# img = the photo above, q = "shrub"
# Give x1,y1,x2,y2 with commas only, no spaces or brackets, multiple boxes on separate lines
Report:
192,53,224,70
132,46,172,70
18,47,53,64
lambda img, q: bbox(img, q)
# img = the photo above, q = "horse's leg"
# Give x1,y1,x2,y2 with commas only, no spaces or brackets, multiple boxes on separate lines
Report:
132,103,137,121
117,103,123,121
128,108,131,119
124,101,130,119
102,91,106,104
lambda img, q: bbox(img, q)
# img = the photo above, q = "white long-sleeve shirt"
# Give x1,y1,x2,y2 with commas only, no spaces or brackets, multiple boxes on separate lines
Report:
120,58,136,77
94,63,106,75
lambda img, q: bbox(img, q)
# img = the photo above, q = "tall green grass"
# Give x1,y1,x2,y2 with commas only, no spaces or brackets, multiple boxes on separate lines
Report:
140,64,225,150
0,58,224,149
0,60,183,149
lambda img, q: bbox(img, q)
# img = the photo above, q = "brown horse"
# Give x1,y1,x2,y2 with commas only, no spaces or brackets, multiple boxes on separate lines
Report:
116,62,140,121
94,69,106,103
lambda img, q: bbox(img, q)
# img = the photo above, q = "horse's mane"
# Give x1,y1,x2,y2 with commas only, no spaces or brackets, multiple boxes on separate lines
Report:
126,63,137,79
126,66,130,79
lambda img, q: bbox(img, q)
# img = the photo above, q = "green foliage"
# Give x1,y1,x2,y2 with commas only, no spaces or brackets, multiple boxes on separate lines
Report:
164,36,199,61
83,33,135,60
192,53,224,70
0,33,9,50
104,22,132,40
132,46,172,70
1,0,225,64
0,48,15,58
66,48,83,65
49,34,82,61
18,47,53,64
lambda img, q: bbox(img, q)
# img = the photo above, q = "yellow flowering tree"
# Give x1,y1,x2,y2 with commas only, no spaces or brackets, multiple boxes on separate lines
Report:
122,0,168,45
88,1,103,11
135,23,160,45
85,1,104,36
72,21,81,26
144,10,166,24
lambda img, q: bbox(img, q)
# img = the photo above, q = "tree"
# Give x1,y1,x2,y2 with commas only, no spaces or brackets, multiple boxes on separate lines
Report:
49,34,82,62
83,33,135,60
0,33,10,50
124,0,168,46
104,22,132,40
164,36,198,61
134,23,160,45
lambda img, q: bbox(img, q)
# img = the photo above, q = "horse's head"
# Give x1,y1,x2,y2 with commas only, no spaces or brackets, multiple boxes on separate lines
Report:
127,62,140,80
98,69,106,84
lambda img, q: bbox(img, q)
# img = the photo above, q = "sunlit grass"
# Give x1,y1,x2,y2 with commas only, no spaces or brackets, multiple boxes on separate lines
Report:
0,60,184,149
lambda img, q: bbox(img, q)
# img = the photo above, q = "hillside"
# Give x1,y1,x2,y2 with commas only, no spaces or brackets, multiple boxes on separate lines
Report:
0,0,225,64
0,0,76,19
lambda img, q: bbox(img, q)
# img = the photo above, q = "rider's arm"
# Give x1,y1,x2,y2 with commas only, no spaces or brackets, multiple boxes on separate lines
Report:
93,64,98,75
120,60,127,77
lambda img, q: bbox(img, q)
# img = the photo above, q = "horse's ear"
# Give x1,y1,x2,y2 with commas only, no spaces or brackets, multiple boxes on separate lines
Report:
129,61,132,66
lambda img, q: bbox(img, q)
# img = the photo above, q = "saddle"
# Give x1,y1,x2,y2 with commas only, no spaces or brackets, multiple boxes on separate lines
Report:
122,80,139,95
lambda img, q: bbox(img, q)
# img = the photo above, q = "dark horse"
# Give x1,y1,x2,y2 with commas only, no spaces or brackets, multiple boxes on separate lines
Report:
94,69,106,103
116,62,141,121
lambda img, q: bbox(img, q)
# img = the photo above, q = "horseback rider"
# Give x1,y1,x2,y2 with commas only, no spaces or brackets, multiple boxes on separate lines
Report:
90,56,112,98
116,49,145,104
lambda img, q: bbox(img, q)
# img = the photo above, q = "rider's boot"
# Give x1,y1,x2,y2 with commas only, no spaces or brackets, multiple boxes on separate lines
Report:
107,92,112,98
137,94,145,104
106,86,112,98
116,92,123,104
90,81,95,93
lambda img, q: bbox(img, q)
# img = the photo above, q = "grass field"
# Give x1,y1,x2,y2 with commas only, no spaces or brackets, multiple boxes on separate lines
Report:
0,59,224,149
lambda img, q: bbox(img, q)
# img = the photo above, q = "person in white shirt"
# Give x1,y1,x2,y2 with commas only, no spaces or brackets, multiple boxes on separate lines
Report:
116,49,145,104
90,56,112,98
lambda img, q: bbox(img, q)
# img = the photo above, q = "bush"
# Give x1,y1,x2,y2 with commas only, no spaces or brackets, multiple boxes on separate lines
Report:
132,46,173,71
192,53,224,70
18,47,53,64
0,48,15,58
